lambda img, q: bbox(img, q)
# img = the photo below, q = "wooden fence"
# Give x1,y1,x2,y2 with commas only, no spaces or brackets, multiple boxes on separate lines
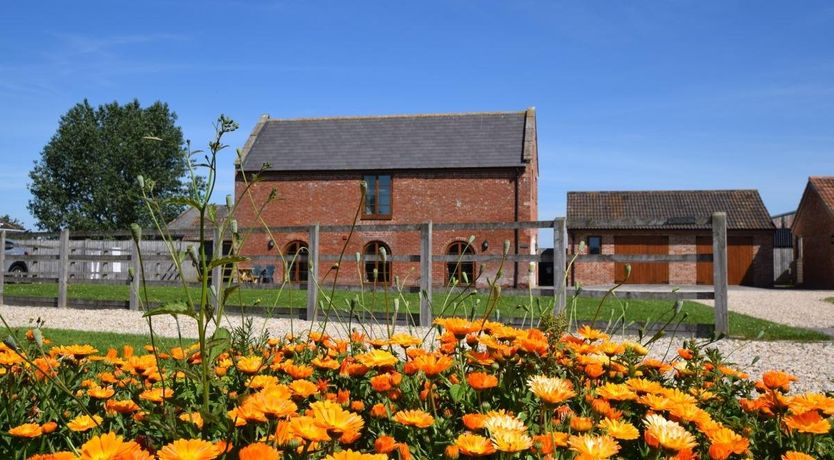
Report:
0,213,729,333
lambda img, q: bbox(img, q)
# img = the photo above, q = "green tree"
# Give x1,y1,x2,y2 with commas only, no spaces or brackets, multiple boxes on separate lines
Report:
28,99,189,232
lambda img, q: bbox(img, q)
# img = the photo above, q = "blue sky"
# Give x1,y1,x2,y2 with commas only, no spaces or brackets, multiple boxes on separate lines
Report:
1,1,833,230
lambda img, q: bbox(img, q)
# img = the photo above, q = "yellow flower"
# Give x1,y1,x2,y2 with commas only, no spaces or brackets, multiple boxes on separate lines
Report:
596,383,637,401
598,418,639,440
179,412,205,430
483,411,527,433
238,442,281,460
454,433,496,457
355,349,399,368
568,434,621,460
87,386,116,400
643,414,698,452
527,375,576,405
78,432,147,460
412,353,453,376
67,414,103,432
157,439,220,460
139,387,173,403
289,416,331,442
236,356,264,374
290,379,319,398
784,411,832,434
490,428,533,453
393,409,435,428
8,422,42,438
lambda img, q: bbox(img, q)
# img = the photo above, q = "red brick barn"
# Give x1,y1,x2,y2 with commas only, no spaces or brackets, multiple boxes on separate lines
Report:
567,190,774,287
234,109,539,288
793,177,834,288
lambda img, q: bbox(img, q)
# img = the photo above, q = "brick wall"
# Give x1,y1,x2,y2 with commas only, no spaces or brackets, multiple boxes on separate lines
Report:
568,230,773,287
793,190,834,288
234,166,537,288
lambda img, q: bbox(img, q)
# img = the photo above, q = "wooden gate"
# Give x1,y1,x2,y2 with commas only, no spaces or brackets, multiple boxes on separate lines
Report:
614,236,669,284
697,236,754,285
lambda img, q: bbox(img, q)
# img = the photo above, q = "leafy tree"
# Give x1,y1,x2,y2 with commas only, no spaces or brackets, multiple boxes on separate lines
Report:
28,99,189,232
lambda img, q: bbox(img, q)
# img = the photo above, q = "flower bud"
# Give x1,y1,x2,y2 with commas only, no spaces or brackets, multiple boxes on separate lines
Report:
130,223,142,243
503,240,510,255
225,194,233,209
137,175,145,189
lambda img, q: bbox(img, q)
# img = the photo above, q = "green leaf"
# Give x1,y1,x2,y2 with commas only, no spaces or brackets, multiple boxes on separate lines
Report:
208,255,248,270
207,327,231,363
449,383,467,403
33,329,44,348
166,197,203,210
143,301,196,319
223,285,241,305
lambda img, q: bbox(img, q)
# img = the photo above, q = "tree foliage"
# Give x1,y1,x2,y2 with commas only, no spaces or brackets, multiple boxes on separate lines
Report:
0,214,26,231
28,99,189,232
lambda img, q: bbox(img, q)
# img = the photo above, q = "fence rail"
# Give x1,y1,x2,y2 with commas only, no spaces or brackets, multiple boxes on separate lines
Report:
0,214,729,333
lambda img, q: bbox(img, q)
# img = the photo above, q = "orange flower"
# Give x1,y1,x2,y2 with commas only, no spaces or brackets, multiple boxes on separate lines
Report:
32,356,60,381
528,375,576,405
783,411,831,434
532,432,569,454
782,452,817,460
310,400,365,434
434,317,477,338
106,399,140,415
576,325,609,341
283,362,315,379
236,356,264,374
67,414,103,432
179,412,205,430
490,428,532,453
374,435,398,454
50,344,99,359
598,418,639,440
454,433,496,457
238,443,281,460
41,421,58,434
290,379,319,398
596,383,637,401
157,439,220,460
27,453,76,460
707,427,749,460
139,387,173,403
463,413,487,430
568,434,620,460
9,423,42,438
761,371,797,392
322,450,388,460
356,349,399,368
289,416,331,442
466,372,498,390
393,409,435,428
87,386,116,400
643,414,698,452
411,353,453,377
78,432,148,460
570,416,595,432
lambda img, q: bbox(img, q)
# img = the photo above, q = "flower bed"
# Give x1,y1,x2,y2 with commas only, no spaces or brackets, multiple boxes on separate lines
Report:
1,319,832,459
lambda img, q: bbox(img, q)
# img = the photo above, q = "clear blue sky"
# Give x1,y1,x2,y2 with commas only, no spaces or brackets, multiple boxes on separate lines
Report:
2,1,833,230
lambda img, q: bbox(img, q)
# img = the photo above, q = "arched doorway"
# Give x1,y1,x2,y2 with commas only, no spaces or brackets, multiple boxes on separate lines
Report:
447,241,476,286
364,241,392,283
284,240,308,283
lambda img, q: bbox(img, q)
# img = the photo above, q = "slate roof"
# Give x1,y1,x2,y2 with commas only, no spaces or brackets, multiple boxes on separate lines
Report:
240,110,531,172
567,190,774,230
167,206,229,239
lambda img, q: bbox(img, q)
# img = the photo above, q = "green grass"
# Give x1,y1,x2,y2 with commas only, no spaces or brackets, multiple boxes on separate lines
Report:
4,282,829,341
825,297,834,305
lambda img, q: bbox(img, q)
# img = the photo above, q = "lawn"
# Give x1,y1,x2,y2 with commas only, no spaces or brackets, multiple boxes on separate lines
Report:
3,282,829,341
3,327,182,352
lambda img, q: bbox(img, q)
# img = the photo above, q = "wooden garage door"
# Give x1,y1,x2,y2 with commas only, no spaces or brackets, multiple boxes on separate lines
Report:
696,236,754,285
614,236,669,284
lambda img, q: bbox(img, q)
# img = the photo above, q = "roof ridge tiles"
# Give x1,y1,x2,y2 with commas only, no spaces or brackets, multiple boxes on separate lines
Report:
262,110,527,123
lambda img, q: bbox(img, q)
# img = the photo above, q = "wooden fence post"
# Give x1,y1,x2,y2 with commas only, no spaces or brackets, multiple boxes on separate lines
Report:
57,229,69,309
420,221,433,327
0,230,5,306
553,218,567,314
212,226,222,312
306,224,319,322
129,239,141,311
712,212,729,335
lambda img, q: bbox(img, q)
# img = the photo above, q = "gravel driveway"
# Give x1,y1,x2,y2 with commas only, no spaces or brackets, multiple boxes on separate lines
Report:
1,304,832,393
701,287,834,334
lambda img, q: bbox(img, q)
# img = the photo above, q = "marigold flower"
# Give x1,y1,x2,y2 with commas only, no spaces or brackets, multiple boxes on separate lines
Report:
528,375,576,405
643,414,698,452
374,435,398,453
78,432,148,460
50,344,99,359
596,382,637,401
532,432,569,454
67,414,103,432
434,317,477,337
238,442,281,460
394,409,434,428
782,452,817,460
570,416,595,432
157,439,220,460
179,412,205,430
454,433,496,457
388,333,423,348
783,411,832,434
32,356,60,381
355,349,399,368
462,413,487,430
707,427,749,460
106,399,140,415
761,370,798,392
576,325,609,341
9,423,42,438
411,353,454,376
483,411,527,433
311,400,365,434
283,362,315,379
598,418,639,440
466,372,498,390
490,428,533,452
788,393,834,416
322,450,388,460
236,356,264,374
568,434,621,460
290,379,319,398
87,386,115,400
41,421,58,434
139,387,173,403
27,453,76,460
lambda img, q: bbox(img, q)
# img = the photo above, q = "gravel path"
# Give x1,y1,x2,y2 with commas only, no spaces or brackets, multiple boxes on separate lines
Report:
701,287,834,334
1,304,832,393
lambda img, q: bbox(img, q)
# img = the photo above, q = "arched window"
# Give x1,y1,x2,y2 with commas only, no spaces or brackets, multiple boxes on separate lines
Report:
447,241,476,286
284,241,308,283
364,241,392,283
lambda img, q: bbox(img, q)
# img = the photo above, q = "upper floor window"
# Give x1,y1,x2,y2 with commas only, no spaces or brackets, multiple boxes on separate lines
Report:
363,175,392,219
587,236,602,255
